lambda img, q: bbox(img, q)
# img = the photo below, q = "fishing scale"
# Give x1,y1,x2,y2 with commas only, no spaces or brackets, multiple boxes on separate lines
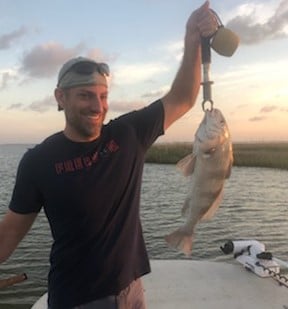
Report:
201,9,239,111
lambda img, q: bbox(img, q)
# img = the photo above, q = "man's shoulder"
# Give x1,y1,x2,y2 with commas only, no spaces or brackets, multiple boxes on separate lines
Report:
22,132,63,160
41,131,64,146
106,100,163,129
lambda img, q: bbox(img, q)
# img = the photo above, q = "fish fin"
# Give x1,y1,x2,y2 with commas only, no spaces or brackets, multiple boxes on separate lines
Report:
181,197,190,217
225,156,233,178
165,230,194,256
176,154,196,176
225,162,232,178
201,189,224,221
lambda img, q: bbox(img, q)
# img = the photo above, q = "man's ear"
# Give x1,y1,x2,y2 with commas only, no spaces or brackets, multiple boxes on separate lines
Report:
54,88,65,111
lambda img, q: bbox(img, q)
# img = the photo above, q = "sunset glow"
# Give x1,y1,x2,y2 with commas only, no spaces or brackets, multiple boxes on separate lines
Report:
0,0,287,144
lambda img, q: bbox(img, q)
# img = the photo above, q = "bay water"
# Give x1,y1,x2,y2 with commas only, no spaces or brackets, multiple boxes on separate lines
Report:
0,144,287,307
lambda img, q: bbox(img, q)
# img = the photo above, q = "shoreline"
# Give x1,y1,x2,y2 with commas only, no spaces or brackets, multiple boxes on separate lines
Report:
0,142,287,170
146,142,288,170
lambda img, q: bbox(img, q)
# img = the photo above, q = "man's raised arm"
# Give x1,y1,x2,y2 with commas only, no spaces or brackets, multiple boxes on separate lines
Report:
162,1,217,130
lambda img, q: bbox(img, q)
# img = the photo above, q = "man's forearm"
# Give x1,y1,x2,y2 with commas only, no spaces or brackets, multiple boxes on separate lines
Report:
161,1,217,130
0,210,37,263
169,33,201,107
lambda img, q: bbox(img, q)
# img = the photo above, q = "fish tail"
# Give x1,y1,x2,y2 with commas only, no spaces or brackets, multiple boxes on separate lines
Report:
165,230,194,256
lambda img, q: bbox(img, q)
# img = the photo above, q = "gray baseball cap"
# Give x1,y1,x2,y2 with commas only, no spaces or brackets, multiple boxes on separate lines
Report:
57,57,109,88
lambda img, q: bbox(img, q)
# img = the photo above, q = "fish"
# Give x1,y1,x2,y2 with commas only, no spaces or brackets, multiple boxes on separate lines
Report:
165,108,233,256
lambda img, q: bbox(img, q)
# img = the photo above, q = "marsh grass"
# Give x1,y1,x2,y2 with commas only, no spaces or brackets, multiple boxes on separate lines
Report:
146,142,288,170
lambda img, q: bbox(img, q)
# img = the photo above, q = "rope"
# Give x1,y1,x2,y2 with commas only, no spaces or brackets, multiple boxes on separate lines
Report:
256,262,288,288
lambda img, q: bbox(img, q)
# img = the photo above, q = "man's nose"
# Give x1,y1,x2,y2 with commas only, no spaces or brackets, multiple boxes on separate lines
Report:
90,97,103,113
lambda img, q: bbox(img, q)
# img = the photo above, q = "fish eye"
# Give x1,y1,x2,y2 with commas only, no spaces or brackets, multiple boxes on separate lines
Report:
204,147,216,155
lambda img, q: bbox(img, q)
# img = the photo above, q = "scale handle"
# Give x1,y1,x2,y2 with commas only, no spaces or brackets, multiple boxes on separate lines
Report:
201,36,211,64
201,36,213,109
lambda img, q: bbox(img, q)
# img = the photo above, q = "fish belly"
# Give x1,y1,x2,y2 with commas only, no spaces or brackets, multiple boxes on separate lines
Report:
165,154,229,256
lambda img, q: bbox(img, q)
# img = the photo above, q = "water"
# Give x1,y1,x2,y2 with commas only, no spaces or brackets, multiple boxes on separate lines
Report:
0,144,287,307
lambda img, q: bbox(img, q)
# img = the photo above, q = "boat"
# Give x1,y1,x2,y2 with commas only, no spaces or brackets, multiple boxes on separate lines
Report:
31,240,288,309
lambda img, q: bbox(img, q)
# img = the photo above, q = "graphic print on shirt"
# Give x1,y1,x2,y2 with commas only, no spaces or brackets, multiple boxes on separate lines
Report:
54,139,119,175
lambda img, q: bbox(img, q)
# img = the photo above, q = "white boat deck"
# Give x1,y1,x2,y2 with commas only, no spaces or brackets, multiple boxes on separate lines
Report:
144,260,288,309
32,260,288,309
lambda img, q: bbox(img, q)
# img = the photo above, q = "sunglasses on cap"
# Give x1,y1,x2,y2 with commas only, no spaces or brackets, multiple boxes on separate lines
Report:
58,61,110,86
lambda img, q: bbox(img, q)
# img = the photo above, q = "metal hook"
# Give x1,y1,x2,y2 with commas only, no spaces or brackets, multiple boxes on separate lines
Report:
200,9,224,113
202,99,214,112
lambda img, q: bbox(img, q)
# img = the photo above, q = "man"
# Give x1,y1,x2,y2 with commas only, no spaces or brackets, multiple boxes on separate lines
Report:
0,2,217,308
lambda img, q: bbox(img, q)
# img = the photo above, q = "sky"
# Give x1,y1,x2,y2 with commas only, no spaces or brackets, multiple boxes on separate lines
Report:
0,0,287,144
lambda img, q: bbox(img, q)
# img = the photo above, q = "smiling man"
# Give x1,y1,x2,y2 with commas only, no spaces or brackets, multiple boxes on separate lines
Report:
0,2,218,308
55,59,110,142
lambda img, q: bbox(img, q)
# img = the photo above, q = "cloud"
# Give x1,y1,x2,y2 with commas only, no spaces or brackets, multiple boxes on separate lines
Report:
6,96,55,113
7,103,23,110
248,105,280,122
249,116,266,122
0,26,28,49
260,105,278,113
141,85,169,99
19,43,114,83
109,100,145,113
87,48,117,63
141,89,166,99
20,42,85,78
25,95,56,112
0,72,17,90
226,0,288,44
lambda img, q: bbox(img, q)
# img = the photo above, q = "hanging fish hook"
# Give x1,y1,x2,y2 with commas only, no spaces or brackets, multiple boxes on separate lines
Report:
202,99,214,111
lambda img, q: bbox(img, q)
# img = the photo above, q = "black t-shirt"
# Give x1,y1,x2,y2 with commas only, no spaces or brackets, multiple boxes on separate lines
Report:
9,100,164,309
